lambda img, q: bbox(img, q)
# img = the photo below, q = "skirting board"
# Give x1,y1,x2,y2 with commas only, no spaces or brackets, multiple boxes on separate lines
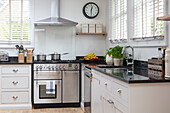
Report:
0,104,32,110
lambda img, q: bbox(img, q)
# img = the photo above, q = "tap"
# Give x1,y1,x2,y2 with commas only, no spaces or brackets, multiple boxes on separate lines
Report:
121,46,134,66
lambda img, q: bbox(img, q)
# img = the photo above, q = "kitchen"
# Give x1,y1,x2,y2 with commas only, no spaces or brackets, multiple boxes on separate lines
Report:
0,0,170,113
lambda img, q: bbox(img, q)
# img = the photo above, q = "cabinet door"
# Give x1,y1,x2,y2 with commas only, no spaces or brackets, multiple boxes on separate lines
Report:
91,76,102,113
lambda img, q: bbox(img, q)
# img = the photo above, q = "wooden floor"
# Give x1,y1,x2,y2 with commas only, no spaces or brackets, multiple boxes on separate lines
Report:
0,108,83,113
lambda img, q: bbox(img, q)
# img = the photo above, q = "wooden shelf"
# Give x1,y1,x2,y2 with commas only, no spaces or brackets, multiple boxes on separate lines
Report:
157,15,170,21
76,33,106,35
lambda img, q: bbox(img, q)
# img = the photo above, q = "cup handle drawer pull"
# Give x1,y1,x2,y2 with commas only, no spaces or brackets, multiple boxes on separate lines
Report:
107,99,114,104
12,81,18,84
117,89,122,93
12,96,18,99
13,69,18,72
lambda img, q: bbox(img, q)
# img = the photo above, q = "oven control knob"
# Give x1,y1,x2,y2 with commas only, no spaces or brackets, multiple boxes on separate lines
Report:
55,66,59,70
51,66,54,70
74,65,78,70
39,65,43,70
47,65,51,70
36,65,39,70
62,66,66,70
59,65,62,70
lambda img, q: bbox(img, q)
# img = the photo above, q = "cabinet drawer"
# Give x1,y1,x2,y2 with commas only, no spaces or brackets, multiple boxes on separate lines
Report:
100,76,112,92
103,92,128,113
1,92,29,104
1,77,29,89
1,65,30,75
113,82,128,103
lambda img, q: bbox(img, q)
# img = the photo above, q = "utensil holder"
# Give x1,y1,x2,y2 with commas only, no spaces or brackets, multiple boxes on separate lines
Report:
27,53,33,63
18,53,25,63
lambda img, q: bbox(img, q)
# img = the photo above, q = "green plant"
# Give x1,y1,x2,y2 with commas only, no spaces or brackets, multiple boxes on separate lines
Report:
112,46,123,58
104,48,114,60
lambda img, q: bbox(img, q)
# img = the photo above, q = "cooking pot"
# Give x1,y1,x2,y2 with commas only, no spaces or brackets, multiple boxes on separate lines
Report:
49,52,69,61
37,54,46,61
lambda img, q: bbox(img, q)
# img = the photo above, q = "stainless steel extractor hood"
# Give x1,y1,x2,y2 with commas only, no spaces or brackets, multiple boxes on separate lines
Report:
34,0,78,26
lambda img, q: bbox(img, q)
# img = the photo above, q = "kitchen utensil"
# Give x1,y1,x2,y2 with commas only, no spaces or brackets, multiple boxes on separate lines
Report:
37,54,46,61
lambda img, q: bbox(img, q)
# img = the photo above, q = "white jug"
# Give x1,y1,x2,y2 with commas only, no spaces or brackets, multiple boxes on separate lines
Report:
106,54,114,65
165,50,170,77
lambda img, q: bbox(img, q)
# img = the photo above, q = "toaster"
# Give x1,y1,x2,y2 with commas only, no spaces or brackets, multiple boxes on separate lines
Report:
0,51,9,61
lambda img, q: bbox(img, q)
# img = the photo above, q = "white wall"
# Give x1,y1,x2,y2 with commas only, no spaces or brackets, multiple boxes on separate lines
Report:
0,0,107,59
106,0,170,61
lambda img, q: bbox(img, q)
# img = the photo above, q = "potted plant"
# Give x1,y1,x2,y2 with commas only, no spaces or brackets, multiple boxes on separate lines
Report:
112,46,124,66
104,48,114,65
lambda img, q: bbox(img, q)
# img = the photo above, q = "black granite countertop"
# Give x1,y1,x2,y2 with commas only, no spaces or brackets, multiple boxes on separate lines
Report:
0,57,33,64
86,65,170,84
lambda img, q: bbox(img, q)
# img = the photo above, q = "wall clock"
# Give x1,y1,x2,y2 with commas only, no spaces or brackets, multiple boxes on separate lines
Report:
83,2,99,19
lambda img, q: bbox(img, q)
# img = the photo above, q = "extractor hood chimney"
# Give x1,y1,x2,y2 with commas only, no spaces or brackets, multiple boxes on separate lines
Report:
34,0,78,26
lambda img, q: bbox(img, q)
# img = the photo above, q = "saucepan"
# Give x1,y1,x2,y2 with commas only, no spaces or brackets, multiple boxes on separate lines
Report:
49,52,69,61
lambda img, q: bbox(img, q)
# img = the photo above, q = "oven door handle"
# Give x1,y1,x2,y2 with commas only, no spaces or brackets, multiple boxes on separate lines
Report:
34,80,61,84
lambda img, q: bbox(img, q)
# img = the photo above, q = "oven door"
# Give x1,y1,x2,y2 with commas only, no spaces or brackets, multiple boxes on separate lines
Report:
34,80,61,104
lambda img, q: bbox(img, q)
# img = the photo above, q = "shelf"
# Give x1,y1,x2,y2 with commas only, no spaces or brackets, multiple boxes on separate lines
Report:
157,15,170,21
76,33,106,35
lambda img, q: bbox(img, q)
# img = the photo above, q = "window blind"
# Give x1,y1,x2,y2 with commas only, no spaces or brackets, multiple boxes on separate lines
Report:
0,0,30,42
133,0,164,40
112,0,127,41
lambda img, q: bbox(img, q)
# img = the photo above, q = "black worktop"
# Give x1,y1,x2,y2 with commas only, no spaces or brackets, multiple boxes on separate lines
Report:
84,61,170,84
0,57,33,64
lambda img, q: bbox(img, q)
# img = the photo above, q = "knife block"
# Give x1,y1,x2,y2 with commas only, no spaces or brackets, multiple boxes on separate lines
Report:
26,53,33,63
18,53,25,63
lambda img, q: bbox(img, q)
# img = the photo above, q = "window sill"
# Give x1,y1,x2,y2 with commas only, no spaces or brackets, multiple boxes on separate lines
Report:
0,40,31,44
0,40,34,49
109,39,127,44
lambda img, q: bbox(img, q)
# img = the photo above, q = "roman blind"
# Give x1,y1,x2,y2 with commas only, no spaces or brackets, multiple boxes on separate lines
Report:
0,0,30,42
112,0,127,42
133,0,164,40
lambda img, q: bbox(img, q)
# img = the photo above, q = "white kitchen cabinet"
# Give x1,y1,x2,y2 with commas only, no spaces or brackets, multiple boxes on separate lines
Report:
0,65,32,110
92,69,170,113
91,74,103,113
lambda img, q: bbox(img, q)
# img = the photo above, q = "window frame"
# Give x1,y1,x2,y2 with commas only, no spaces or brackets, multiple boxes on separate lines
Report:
0,0,34,48
109,0,168,47
110,0,128,43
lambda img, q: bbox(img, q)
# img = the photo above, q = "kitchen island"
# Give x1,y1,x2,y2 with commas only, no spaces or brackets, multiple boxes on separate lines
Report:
87,65,170,113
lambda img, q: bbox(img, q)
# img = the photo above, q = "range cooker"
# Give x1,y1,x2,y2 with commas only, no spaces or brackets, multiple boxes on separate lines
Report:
33,60,80,108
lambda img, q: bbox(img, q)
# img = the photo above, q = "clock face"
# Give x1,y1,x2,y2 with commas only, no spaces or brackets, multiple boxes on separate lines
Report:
83,2,99,19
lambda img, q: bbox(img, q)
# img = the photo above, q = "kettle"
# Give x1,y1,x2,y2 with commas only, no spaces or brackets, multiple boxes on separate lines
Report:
165,50,170,77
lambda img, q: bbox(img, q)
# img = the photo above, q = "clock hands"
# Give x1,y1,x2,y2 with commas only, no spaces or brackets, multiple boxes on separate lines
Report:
91,5,93,16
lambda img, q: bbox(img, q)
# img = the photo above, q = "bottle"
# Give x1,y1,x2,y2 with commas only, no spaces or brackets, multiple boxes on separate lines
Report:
158,48,162,59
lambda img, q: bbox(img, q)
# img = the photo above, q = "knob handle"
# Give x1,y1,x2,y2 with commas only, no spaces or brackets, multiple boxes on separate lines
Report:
117,89,122,93
12,96,18,99
12,81,18,84
104,82,108,86
13,69,18,72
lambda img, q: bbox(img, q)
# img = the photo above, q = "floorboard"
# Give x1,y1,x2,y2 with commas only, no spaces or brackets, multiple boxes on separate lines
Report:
0,108,83,113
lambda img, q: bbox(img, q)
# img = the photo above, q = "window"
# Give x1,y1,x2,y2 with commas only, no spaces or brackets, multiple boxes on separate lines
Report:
132,0,164,40
0,0,30,42
111,0,127,42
